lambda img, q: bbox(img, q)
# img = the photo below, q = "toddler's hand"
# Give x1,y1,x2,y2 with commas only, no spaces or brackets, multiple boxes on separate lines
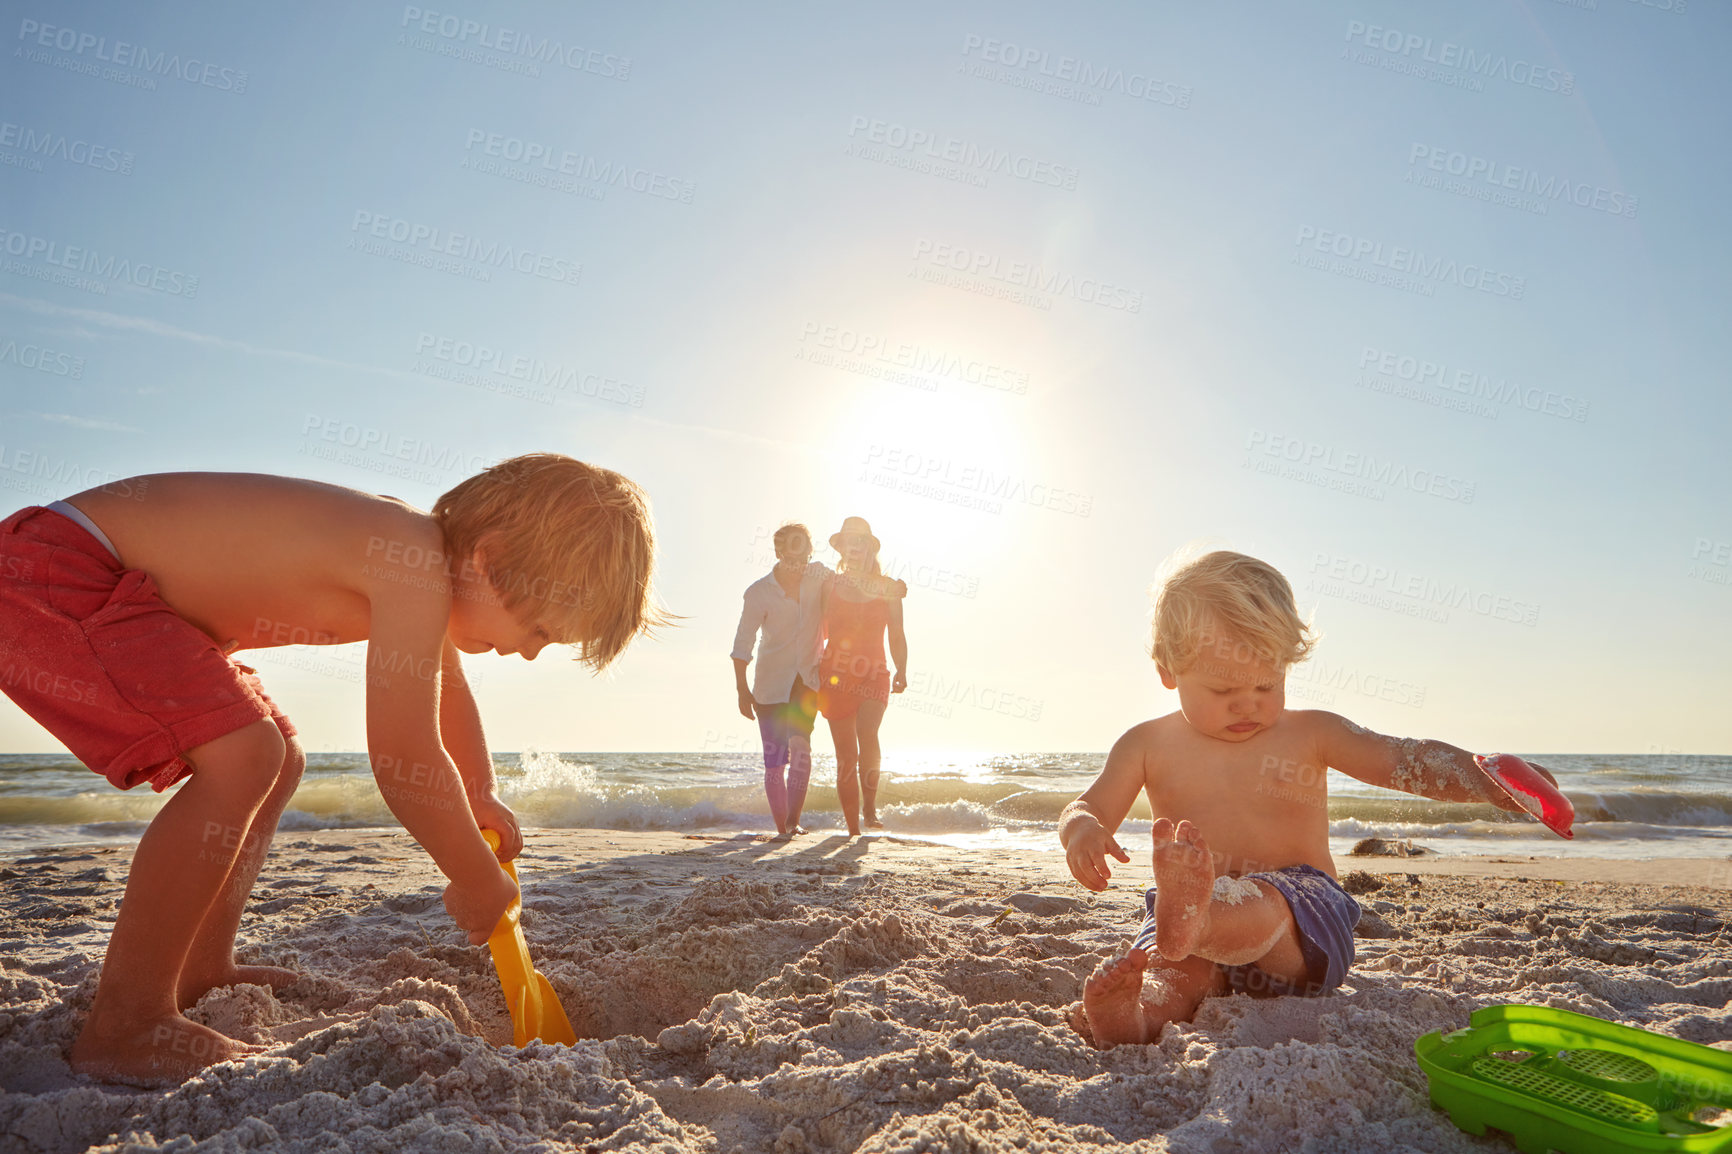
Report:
1064,820,1131,892
444,867,518,946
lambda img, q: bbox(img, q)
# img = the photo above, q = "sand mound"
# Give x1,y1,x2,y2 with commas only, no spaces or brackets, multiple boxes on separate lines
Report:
1,833,1727,1153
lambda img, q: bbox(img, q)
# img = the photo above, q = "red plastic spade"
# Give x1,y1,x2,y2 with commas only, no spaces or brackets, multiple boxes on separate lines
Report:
1474,753,1574,840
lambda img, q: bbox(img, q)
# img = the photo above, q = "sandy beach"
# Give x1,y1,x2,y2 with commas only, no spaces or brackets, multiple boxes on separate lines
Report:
0,830,1727,1153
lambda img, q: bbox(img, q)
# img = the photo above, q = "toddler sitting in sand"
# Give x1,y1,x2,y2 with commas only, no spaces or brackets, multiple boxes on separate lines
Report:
1060,550,1556,1048
0,455,663,1082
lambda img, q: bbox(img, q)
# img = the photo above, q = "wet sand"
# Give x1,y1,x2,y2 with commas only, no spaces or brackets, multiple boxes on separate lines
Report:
1,829,1727,1153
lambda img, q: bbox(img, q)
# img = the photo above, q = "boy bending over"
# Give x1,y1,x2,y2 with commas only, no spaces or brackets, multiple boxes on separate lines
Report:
1060,551,1555,1048
0,454,662,1082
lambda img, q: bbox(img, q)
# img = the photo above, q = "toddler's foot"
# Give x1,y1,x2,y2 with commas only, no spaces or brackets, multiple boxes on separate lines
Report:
72,1012,262,1085
177,964,300,1010
1078,948,1154,1047
1152,819,1214,961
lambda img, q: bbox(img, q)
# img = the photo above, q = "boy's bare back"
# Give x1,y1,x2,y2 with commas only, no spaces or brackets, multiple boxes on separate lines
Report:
73,472,446,656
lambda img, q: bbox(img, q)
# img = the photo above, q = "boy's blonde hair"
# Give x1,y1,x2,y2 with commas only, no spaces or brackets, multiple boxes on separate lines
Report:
435,453,667,670
1151,550,1315,674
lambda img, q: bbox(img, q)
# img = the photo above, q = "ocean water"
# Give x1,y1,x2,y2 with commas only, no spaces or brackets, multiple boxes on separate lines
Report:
1,751,1729,863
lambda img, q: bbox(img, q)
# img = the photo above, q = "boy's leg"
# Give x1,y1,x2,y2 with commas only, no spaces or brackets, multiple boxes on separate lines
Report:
72,718,287,1083
1149,819,1309,985
854,697,887,828
1075,949,1226,1048
826,713,862,836
175,723,305,1007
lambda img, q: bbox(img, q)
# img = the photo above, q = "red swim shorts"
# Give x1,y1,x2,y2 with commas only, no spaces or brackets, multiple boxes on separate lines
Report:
0,506,294,792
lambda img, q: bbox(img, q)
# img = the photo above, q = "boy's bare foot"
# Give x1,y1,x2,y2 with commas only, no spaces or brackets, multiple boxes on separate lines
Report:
71,1012,262,1085
1152,818,1215,961
177,964,300,1009
1079,948,1156,1047
790,825,807,836
864,816,884,830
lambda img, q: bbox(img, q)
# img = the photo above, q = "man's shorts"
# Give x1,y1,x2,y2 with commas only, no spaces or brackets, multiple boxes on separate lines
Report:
761,676,818,738
756,676,818,767
0,505,295,792
1132,863,1361,998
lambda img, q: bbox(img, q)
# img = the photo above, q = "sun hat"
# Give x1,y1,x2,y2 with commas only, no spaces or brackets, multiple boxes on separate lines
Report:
828,516,880,553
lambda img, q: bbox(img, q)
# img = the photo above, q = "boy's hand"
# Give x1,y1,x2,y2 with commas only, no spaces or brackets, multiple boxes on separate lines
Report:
471,792,522,862
738,689,757,720
1064,818,1131,892
444,866,518,945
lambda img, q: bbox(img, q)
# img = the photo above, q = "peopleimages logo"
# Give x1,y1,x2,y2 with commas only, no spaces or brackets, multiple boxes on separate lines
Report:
1357,346,1589,422
413,332,645,407
0,228,199,297
0,121,133,174
1244,429,1476,504
462,130,694,203
1342,21,1574,95
861,443,1094,518
1294,226,1526,299
797,322,1030,396
0,337,85,378
16,18,249,92
398,7,630,79
846,116,1081,190
348,211,581,286
1407,145,1637,219
959,35,1192,108
1309,550,1540,626
911,239,1142,313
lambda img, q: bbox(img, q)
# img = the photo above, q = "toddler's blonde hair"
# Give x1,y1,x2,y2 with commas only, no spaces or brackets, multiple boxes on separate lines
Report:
1151,550,1315,674
435,453,667,669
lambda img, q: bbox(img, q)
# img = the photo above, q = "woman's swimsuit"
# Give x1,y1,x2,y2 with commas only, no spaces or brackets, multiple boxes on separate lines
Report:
818,591,890,719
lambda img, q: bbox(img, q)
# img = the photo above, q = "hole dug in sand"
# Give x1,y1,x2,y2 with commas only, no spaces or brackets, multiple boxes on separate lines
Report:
4,842,1730,1153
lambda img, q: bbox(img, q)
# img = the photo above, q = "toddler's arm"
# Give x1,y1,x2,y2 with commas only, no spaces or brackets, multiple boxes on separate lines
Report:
1317,713,1557,809
1059,727,1150,891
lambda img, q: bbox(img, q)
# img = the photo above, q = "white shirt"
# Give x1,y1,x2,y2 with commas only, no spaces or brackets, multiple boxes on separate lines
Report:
731,562,830,704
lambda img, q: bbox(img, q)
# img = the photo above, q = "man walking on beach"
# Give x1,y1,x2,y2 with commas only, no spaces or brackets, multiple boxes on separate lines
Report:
732,524,827,837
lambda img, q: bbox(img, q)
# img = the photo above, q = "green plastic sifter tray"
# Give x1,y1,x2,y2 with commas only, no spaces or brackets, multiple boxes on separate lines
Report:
1415,1005,1732,1153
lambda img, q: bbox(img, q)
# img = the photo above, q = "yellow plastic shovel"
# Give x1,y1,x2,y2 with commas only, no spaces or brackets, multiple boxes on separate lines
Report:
480,829,576,1047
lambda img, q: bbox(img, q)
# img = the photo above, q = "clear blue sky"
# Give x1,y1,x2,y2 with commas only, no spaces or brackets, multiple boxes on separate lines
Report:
1,1,1727,755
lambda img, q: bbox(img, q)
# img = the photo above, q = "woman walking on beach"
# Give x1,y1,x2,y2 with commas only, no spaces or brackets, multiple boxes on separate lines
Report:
817,517,907,836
